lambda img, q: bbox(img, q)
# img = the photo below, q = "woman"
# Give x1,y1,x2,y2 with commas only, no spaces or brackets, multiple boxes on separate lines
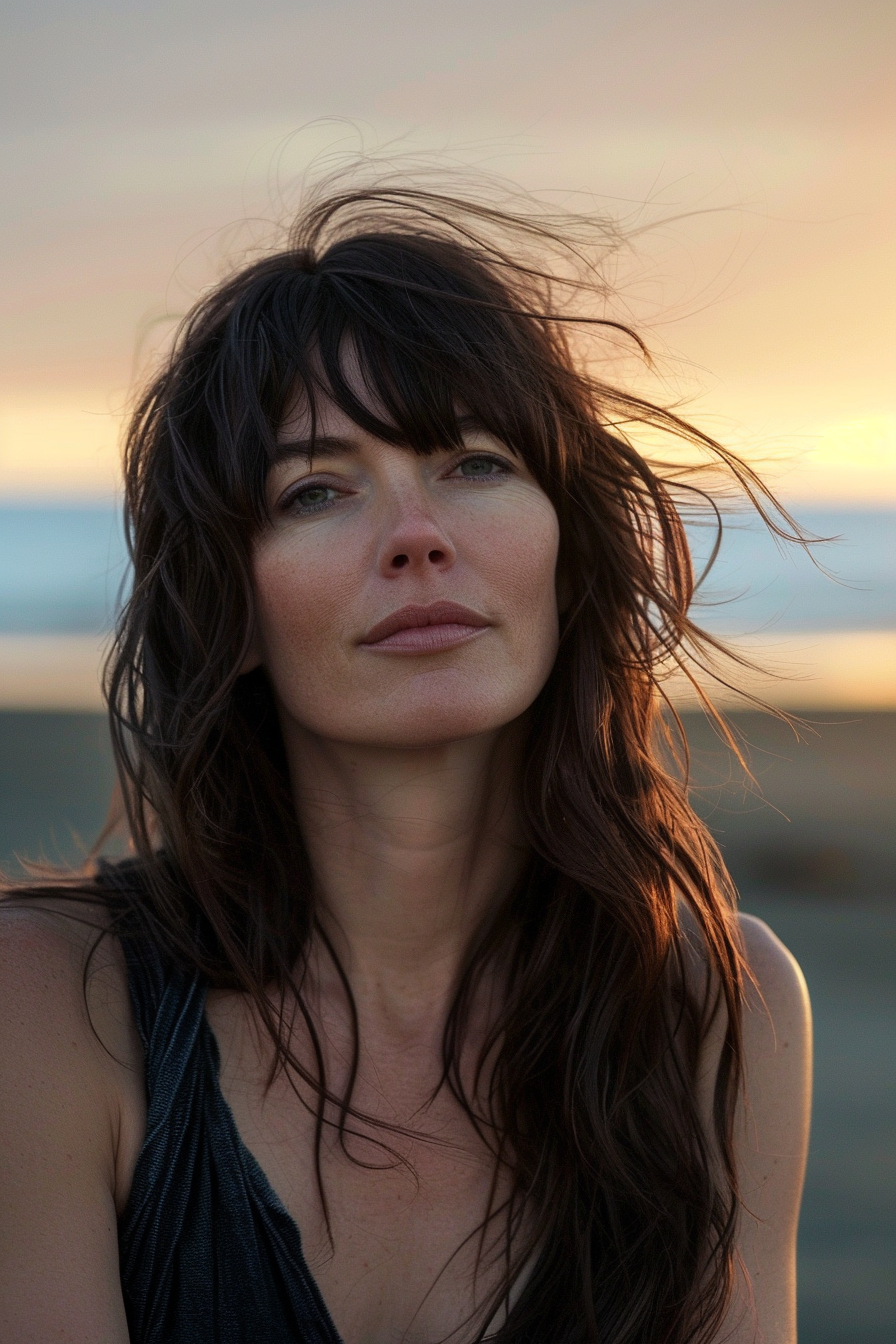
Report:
0,181,811,1344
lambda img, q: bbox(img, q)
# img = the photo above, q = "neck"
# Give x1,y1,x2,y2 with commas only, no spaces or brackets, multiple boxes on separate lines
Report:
281,718,528,1025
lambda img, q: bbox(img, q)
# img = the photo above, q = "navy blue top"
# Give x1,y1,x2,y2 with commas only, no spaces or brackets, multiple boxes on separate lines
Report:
117,934,344,1344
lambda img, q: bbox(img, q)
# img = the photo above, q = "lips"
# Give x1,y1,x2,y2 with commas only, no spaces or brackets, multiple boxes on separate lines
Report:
360,601,491,652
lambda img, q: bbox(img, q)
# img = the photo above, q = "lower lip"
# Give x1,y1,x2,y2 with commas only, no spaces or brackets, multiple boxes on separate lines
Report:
362,623,489,653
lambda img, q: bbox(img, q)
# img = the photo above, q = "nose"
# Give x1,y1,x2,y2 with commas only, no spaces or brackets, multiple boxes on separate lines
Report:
377,491,456,578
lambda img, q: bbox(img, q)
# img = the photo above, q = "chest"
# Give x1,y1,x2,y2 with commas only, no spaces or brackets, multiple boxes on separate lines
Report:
205,993,517,1344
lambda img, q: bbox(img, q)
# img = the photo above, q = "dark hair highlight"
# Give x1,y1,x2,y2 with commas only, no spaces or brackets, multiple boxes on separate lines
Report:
11,181,801,1342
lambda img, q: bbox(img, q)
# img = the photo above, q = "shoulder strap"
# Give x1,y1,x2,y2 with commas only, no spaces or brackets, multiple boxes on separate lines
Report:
95,858,207,1109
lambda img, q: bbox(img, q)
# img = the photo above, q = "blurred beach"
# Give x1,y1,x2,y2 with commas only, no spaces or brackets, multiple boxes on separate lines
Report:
1,503,894,1343
2,0,894,1335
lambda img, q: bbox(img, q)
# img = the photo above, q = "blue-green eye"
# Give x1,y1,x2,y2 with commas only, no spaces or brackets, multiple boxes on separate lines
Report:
456,455,508,479
287,483,339,513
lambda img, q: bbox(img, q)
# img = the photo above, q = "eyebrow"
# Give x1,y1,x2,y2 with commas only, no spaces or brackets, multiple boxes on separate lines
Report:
273,416,493,465
272,434,358,464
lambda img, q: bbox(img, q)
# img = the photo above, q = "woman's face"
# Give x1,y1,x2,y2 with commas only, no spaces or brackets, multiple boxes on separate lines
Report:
249,390,561,751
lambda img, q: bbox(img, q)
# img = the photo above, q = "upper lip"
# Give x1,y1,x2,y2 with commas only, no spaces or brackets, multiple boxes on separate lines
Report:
361,601,491,644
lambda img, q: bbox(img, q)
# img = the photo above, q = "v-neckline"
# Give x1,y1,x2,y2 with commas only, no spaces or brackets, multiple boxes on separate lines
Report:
199,990,541,1344
202,996,346,1344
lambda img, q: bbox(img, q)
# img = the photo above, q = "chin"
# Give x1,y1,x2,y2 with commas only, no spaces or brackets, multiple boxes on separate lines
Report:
335,682,536,750
362,717,505,751
359,707,513,750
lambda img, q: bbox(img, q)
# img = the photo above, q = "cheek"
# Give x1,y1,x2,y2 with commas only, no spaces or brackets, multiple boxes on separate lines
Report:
249,490,561,743
251,536,356,675
476,499,561,641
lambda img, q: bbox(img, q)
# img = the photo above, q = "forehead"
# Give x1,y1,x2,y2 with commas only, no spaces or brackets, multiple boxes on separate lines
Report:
274,408,495,473
271,332,515,466
278,390,360,443
276,359,483,456
277,341,398,442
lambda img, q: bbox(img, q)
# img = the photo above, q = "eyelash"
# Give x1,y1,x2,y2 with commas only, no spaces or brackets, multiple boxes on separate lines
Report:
280,452,513,515
451,452,513,481
282,483,342,515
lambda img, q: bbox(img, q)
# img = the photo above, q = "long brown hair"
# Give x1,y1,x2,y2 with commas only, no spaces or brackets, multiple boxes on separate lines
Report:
19,178,795,1341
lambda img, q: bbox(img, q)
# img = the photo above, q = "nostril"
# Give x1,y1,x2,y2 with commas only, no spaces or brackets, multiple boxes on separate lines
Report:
428,549,446,564
392,554,410,569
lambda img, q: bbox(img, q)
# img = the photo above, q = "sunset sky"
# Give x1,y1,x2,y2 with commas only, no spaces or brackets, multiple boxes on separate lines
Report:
1,0,893,504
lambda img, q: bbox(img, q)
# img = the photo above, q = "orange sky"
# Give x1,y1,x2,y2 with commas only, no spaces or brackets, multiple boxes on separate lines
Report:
0,0,893,503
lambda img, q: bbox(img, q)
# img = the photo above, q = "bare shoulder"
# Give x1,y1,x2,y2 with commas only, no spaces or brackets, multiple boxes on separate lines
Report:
0,896,134,1061
0,897,116,1056
721,912,812,1344
689,907,811,1052
736,911,812,1136
0,897,146,1188
0,897,144,1340
683,906,811,1342
738,911,810,1023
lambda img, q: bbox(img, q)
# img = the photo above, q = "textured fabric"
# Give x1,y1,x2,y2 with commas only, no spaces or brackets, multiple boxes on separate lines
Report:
117,933,343,1344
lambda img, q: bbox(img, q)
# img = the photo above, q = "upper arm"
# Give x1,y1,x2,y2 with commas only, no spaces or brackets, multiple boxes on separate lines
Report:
711,913,813,1344
0,907,141,1343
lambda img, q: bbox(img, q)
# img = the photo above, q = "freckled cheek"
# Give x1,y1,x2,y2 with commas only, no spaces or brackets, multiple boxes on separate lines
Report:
475,506,560,626
252,542,358,671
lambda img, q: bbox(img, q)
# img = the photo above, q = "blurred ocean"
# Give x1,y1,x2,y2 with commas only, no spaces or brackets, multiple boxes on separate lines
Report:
1,503,894,635
686,507,896,634
0,504,127,634
0,503,894,1342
